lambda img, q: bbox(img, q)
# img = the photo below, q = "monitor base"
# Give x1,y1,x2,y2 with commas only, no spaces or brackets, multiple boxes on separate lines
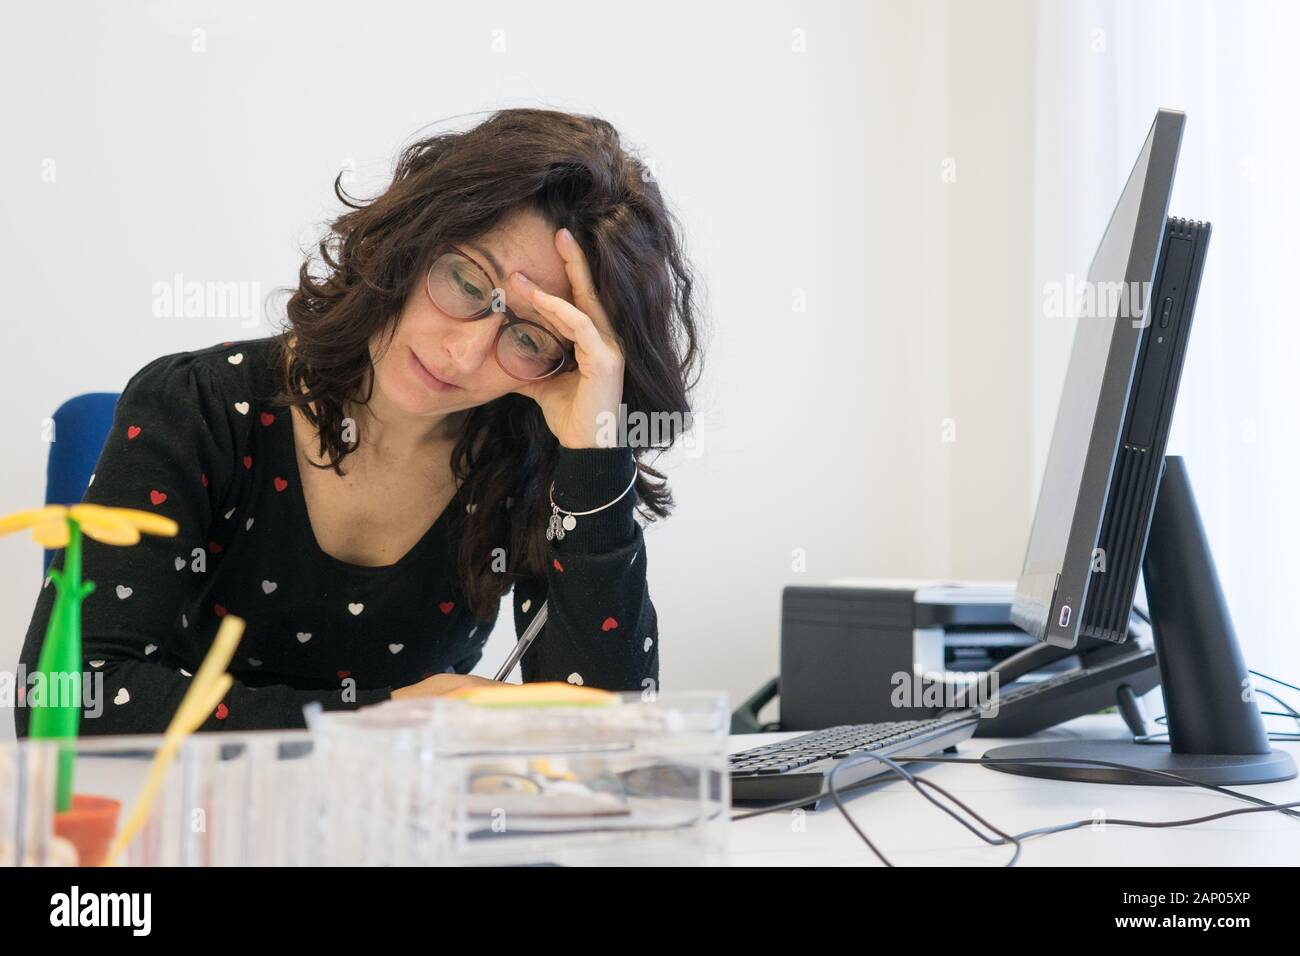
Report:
982,738,1297,787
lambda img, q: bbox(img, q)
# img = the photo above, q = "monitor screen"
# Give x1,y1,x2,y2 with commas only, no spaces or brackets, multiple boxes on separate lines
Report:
1012,109,1184,646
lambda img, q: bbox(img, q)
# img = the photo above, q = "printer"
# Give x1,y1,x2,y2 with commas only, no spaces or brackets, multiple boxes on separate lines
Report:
732,578,1161,737
779,578,1026,729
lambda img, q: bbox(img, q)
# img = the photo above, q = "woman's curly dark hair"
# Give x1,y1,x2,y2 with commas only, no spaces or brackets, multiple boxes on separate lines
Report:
272,108,703,620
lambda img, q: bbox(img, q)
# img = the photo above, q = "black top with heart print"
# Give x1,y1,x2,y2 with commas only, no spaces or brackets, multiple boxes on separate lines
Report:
16,336,659,735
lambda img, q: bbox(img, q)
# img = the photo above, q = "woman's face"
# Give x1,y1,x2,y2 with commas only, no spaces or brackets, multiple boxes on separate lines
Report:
370,207,576,422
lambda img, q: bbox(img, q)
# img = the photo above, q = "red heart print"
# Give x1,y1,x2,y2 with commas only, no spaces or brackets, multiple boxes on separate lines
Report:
149,490,167,506
337,670,351,680
553,558,564,572
243,455,253,470
601,617,619,632
213,603,228,618
208,540,223,554
215,703,229,720
201,472,209,488
127,425,141,440
439,601,455,615
259,412,275,427
273,477,288,492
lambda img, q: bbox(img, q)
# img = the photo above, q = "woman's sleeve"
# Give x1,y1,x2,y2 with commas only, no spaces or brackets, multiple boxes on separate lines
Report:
511,445,659,694
16,352,388,737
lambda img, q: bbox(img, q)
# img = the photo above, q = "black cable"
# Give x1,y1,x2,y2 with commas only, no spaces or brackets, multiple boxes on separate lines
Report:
730,750,1300,865
1256,689,1300,723
732,755,1023,866
825,751,1023,867
1136,685,1300,743
1251,668,1300,695
730,654,1300,862
922,753,1300,820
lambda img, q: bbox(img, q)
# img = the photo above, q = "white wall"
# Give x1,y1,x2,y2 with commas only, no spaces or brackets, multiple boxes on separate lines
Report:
0,0,1040,738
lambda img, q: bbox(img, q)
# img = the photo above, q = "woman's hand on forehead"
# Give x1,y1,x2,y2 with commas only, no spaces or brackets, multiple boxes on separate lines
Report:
507,227,626,450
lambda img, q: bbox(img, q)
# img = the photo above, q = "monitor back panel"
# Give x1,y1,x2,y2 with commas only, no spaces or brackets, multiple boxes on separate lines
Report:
1082,217,1211,642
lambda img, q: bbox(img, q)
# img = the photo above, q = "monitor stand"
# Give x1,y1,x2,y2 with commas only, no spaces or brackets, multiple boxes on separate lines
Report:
983,456,1297,786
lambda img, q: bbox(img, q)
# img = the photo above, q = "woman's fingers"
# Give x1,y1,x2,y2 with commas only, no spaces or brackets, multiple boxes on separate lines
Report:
554,227,616,340
534,288,617,369
508,271,621,375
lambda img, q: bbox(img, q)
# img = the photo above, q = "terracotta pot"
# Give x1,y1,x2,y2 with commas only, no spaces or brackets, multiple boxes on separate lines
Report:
53,794,121,867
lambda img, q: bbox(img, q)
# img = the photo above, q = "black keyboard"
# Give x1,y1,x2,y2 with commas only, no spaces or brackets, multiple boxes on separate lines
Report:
730,713,979,807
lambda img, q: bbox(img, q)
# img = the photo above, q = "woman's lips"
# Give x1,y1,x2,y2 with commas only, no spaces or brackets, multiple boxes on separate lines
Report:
410,348,461,392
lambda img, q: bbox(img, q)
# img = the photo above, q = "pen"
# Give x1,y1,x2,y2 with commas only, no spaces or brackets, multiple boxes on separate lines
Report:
493,599,548,681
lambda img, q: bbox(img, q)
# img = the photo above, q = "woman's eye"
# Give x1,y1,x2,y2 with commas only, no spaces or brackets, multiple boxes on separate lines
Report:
452,269,484,300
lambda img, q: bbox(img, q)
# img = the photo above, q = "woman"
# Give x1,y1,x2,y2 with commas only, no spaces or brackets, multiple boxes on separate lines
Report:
17,108,701,734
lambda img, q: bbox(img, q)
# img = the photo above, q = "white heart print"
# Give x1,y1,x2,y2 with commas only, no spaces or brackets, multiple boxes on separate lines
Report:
224,508,235,519
388,644,404,654
262,580,277,594
246,518,254,531
644,637,653,653
567,673,584,686
296,632,312,643
114,688,130,705
227,352,244,365
89,660,105,668
521,599,532,613
174,557,186,571
248,658,262,667
144,644,157,655
234,401,250,415
181,614,188,629
115,585,132,600
348,603,364,616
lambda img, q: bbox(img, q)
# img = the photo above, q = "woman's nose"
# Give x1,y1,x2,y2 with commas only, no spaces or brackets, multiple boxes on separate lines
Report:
442,315,500,373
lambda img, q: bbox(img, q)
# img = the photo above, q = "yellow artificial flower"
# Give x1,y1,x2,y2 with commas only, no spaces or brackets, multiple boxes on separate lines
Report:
0,504,178,549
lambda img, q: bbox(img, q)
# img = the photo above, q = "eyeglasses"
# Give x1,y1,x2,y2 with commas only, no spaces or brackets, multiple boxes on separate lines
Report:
425,244,577,382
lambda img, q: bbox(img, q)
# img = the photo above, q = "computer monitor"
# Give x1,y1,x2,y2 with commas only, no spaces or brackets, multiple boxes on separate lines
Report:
985,108,1295,786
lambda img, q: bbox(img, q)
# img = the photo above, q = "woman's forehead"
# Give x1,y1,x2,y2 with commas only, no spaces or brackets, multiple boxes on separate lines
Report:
469,211,570,293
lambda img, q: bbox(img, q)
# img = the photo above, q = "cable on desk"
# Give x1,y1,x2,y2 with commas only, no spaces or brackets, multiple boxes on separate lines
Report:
1136,684,1300,743
731,751,1300,866
731,757,1023,867
826,751,1024,867
731,659,1300,863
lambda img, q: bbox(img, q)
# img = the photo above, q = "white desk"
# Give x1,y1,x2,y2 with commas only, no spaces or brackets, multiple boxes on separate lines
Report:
726,715,1300,866
50,712,1300,866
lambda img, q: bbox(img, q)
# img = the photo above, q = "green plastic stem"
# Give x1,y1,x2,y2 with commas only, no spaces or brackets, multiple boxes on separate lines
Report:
29,517,93,813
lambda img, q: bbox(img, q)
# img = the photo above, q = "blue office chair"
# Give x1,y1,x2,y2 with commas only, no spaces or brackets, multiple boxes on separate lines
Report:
43,392,120,571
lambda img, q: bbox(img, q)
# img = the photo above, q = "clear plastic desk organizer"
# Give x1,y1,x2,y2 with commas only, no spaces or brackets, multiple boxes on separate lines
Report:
2,732,324,866
429,689,730,865
307,688,731,866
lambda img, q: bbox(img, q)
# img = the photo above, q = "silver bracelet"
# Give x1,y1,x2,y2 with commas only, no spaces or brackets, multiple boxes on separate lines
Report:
546,470,638,541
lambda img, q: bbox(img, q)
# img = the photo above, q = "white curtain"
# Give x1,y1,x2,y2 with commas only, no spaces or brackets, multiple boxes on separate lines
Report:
1031,0,1300,682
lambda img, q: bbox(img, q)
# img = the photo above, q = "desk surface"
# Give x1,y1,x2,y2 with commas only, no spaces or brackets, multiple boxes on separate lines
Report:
726,715,1300,866
61,712,1300,866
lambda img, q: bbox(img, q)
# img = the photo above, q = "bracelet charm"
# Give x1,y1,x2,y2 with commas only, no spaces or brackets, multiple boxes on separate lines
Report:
545,470,637,542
